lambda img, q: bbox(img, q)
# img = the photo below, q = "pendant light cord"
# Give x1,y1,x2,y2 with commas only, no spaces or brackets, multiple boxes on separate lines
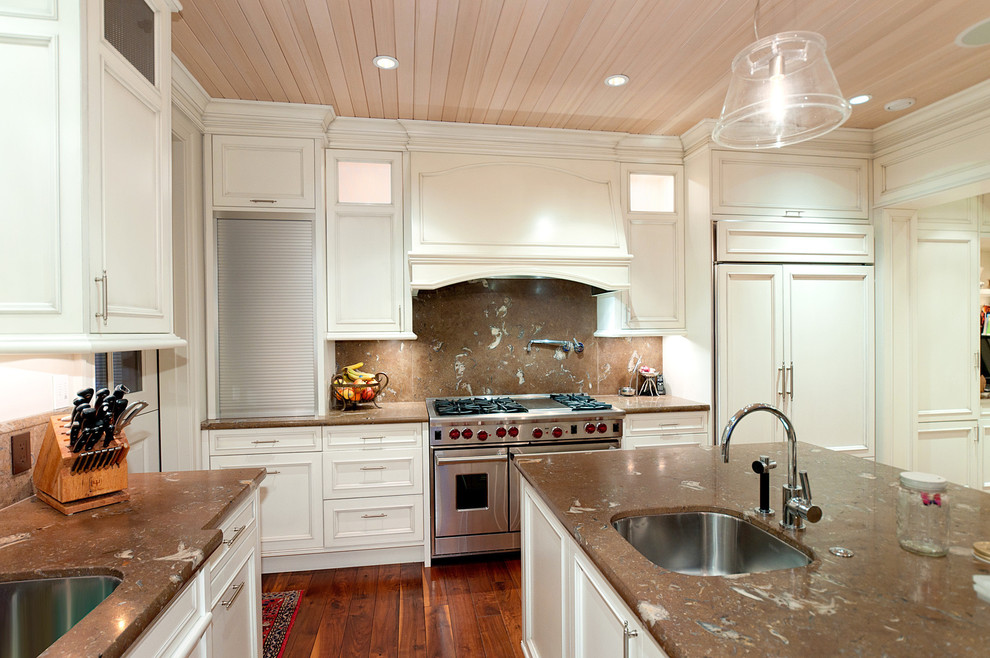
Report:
753,0,761,41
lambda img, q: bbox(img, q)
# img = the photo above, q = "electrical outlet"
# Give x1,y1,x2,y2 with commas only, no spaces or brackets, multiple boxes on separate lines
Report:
11,433,31,475
53,374,71,409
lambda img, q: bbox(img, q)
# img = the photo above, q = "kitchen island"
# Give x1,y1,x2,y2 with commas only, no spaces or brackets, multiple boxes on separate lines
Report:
515,442,990,656
0,468,264,657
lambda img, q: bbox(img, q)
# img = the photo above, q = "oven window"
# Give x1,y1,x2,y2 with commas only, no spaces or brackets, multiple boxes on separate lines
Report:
455,473,489,511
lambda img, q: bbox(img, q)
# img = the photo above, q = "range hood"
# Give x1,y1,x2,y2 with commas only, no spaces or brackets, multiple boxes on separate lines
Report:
408,153,632,291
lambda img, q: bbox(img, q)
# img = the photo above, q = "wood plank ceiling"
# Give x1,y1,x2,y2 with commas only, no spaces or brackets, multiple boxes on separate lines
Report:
172,0,990,135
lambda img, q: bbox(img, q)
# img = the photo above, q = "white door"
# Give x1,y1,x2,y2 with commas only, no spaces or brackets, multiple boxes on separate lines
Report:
716,265,785,444
915,230,980,422
95,349,160,474
786,265,875,454
125,409,160,475
211,453,324,554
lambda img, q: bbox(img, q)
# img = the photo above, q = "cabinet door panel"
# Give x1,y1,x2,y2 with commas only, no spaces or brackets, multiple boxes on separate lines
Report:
572,555,626,658
211,453,323,554
99,67,169,333
716,265,785,444
626,218,682,328
915,422,977,488
521,485,566,658
212,135,316,209
330,213,399,328
786,266,874,454
916,231,979,422
211,541,260,658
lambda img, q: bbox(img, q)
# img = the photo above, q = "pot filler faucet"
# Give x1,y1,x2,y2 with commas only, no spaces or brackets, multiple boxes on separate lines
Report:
526,338,584,353
720,403,823,530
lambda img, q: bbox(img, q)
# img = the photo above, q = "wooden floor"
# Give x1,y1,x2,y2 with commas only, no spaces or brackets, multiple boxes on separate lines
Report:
262,556,524,658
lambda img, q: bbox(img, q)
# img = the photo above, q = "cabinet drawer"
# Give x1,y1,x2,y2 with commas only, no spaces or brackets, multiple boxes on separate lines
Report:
624,411,708,437
712,151,869,220
212,135,316,209
323,447,423,499
324,423,423,449
207,493,258,583
209,427,321,455
624,432,706,450
323,494,424,549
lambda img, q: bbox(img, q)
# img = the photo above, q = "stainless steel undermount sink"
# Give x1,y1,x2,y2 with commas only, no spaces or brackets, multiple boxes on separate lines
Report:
612,510,812,576
0,575,122,658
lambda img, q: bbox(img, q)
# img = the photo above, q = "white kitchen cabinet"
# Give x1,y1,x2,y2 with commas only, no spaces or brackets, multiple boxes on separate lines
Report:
711,150,870,221
323,447,422,499
622,410,709,449
326,150,413,339
0,0,180,351
212,135,317,210
915,230,980,423
980,414,990,491
716,264,874,454
209,526,261,658
211,452,323,555
208,426,322,455
914,421,979,488
521,481,668,658
597,164,685,335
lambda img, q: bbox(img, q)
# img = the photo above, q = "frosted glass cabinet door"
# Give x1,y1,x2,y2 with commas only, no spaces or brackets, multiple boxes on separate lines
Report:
326,151,409,337
716,265,785,444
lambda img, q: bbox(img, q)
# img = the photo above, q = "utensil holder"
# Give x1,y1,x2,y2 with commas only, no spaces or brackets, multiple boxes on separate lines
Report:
32,416,130,515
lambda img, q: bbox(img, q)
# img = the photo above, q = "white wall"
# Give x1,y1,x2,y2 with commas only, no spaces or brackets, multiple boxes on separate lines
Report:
0,355,91,422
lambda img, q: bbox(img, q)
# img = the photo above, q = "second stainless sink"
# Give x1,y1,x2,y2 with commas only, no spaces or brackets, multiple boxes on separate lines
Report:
0,574,121,658
612,510,812,576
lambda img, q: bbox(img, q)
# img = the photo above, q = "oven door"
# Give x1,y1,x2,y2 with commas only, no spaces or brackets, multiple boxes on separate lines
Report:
508,440,619,532
434,447,509,538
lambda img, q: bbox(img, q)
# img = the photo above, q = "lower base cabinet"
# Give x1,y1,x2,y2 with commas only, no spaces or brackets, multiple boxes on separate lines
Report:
622,411,709,450
521,481,667,658
125,490,261,656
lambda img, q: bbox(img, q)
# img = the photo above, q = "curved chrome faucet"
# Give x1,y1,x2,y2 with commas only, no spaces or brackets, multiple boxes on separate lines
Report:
720,403,822,530
526,338,584,353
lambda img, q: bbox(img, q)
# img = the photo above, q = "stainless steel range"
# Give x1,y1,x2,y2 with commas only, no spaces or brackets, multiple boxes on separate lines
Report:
428,393,623,558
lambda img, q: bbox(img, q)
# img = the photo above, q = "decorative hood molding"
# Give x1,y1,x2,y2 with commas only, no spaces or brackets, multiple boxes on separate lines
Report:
408,152,631,291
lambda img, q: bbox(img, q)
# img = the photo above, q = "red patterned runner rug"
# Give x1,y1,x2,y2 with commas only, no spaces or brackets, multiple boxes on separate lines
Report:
262,590,303,658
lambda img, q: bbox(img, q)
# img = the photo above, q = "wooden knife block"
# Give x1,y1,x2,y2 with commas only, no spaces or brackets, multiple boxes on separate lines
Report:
33,415,130,515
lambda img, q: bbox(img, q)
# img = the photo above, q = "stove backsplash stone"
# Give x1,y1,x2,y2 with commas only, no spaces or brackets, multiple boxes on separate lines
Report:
334,279,661,401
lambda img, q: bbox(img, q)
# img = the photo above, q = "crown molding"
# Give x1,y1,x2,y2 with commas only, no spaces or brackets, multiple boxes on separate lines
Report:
170,55,209,131
614,134,683,163
326,117,410,151
162,0,182,11
680,119,716,157
872,78,990,157
202,99,336,139
679,119,872,159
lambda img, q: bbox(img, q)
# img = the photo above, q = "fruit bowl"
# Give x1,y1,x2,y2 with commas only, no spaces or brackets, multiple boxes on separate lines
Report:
330,371,389,410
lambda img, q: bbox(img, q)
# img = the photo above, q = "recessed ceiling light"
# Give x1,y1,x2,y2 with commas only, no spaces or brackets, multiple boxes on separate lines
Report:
373,55,398,70
604,74,629,87
849,94,872,105
884,97,916,112
956,17,990,47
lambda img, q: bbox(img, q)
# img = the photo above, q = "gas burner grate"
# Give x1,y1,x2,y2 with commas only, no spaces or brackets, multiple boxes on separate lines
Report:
549,393,613,411
432,397,529,416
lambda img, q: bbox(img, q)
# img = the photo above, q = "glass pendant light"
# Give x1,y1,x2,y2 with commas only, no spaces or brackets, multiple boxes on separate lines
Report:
712,31,851,149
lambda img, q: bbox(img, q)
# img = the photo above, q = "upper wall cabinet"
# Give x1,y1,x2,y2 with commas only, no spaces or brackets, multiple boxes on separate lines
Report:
712,151,870,221
326,150,414,339
597,164,685,335
0,0,182,352
212,135,317,210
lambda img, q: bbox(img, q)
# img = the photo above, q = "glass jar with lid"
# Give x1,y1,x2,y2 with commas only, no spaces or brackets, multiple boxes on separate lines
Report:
896,471,950,556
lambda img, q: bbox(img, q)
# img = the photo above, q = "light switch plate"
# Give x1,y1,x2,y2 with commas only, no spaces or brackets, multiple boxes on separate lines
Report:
53,374,71,409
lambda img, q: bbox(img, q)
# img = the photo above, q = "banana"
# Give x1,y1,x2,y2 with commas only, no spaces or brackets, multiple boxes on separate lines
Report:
345,367,376,382
343,362,364,370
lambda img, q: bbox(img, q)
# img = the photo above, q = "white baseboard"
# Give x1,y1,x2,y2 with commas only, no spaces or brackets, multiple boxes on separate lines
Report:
261,544,429,574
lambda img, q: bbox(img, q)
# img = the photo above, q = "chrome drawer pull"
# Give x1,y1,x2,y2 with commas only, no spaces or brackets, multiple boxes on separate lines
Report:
623,621,638,658
222,525,246,547
361,513,388,519
265,469,280,475
361,436,385,441
360,465,388,471
220,582,245,608
251,439,279,444
249,199,277,204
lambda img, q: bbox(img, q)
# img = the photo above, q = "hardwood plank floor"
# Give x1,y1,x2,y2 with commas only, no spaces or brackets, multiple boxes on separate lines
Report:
263,556,524,658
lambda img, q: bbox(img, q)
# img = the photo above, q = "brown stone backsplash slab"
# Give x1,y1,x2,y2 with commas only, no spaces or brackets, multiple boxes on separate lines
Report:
335,279,661,400
0,409,69,509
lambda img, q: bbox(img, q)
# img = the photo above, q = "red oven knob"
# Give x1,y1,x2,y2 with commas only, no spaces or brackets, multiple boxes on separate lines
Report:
496,427,507,438
477,430,489,441
508,426,519,437
462,428,473,439
597,423,608,434
532,428,543,438
449,429,460,440
552,427,563,438
585,423,596,434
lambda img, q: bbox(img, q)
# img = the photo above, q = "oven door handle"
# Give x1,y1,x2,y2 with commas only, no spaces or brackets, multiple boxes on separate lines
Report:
435,454,507,465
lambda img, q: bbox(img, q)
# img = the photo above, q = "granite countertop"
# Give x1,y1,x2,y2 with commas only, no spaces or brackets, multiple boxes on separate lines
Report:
200,396,708,430
515,443,990,656
0,469,265,658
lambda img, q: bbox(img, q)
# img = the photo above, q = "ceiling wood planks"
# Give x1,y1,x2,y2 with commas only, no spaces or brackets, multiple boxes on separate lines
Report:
173,0,990,135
